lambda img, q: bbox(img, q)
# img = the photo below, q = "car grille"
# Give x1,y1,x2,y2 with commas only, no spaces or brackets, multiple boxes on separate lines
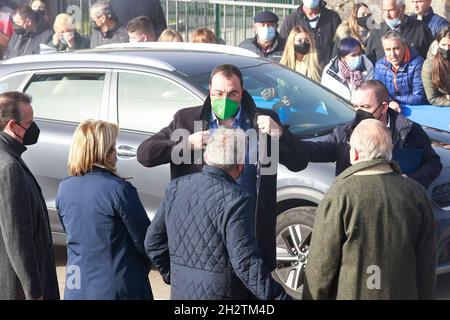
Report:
432,183,450,208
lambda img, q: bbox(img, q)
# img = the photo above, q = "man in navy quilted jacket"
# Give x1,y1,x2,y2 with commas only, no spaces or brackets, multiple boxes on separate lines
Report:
374,30,428,112
145,127,290,300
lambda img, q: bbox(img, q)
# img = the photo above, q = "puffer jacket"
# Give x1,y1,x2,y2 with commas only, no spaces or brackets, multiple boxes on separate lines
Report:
374,48,428,105
321,54,374,101
422,41,450,106
145,165,289,300
365,15,433,64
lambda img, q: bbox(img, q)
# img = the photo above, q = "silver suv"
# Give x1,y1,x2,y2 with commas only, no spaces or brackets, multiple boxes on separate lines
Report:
1,43,449,298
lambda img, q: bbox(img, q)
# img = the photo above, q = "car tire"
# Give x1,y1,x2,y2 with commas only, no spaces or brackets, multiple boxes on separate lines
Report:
272,206,316,300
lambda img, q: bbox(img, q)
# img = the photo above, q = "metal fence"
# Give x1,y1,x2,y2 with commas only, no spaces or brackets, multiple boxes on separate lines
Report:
59,0,298,45
162,0,297,45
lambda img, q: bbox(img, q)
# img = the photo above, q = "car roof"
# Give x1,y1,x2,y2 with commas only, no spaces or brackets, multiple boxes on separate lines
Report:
1,43,267,76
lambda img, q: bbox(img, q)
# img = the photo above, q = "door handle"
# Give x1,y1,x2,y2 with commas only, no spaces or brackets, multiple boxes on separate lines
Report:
117,145,137,158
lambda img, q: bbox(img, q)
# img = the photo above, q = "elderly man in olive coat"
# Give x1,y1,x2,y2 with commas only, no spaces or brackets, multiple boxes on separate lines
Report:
303,118,436,300
0,92,59,300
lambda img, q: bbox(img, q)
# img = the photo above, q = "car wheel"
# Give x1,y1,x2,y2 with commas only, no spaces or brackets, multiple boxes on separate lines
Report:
272,206,316,299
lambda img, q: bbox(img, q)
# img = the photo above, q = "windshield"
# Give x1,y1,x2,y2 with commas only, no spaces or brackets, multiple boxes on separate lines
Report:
189,62,355,138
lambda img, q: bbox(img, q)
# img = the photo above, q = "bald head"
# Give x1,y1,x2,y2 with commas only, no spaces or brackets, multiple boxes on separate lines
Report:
350,119,393,164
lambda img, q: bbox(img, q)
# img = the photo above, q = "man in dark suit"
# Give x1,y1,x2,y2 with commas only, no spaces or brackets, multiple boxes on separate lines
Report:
0,91,59,300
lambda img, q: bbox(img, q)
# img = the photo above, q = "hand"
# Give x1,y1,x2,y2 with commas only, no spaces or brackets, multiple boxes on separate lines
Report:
63,32,75,48
188,130,210,150
388,101,401,113
257,115,283,138
261,87,276,100
281,96,292,106
52,32,62,46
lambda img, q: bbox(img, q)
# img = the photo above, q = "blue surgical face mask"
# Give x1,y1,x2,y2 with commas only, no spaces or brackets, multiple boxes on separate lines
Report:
303,0,321,9
385,17,402,29
346,55,362,71
257,26,276,42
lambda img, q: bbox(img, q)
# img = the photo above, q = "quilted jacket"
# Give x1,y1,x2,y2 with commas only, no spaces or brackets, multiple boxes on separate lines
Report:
374,48,428,105
145,165,289,300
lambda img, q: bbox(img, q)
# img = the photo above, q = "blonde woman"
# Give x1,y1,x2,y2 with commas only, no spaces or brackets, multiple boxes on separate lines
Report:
56,120,152,300
157,28,183,42
50,13,90,51
280,26,322,83
333,2,371,56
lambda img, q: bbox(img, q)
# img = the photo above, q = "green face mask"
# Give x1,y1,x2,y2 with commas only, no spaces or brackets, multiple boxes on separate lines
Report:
212,97,240,120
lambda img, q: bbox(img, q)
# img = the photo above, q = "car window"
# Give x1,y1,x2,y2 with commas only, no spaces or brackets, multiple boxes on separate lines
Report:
117,72,201,133
24,73,105,122
0,73,29,94
189,63,355,138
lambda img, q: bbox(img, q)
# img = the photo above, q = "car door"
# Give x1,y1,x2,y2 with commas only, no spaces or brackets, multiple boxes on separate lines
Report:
110,70,203,220
20,70,112,243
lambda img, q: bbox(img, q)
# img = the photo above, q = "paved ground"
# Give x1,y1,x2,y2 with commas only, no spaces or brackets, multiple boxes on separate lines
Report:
54,245,449,300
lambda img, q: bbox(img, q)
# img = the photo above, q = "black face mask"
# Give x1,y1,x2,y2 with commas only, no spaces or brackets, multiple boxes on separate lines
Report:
356,16,370,29
294,42,310,55
15,121,40,146
438,47,450,61
351,109,375,129
13,23,26,35
90,20,101,32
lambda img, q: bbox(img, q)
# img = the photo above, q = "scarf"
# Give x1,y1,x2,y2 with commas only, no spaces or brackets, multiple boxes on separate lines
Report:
338,58,364,90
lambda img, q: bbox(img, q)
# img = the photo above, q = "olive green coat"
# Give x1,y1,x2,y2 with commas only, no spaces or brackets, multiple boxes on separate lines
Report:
303,159,436,300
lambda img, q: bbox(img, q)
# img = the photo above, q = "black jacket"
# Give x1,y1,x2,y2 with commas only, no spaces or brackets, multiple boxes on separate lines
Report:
280,0,341,68
301,108,442,189
137,91,309,270
3,14,52,59
90,24,129,49
110,0,167,37
365,15,433,64
239,33,286,62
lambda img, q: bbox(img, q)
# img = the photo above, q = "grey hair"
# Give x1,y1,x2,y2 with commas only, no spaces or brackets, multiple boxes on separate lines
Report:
205,127,246,172
382,30,406,44
350,119,393,162
90,0,116,19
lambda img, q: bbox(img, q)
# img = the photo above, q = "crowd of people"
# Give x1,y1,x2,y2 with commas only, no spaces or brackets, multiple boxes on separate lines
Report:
0,1,449,108
0,0,447,301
